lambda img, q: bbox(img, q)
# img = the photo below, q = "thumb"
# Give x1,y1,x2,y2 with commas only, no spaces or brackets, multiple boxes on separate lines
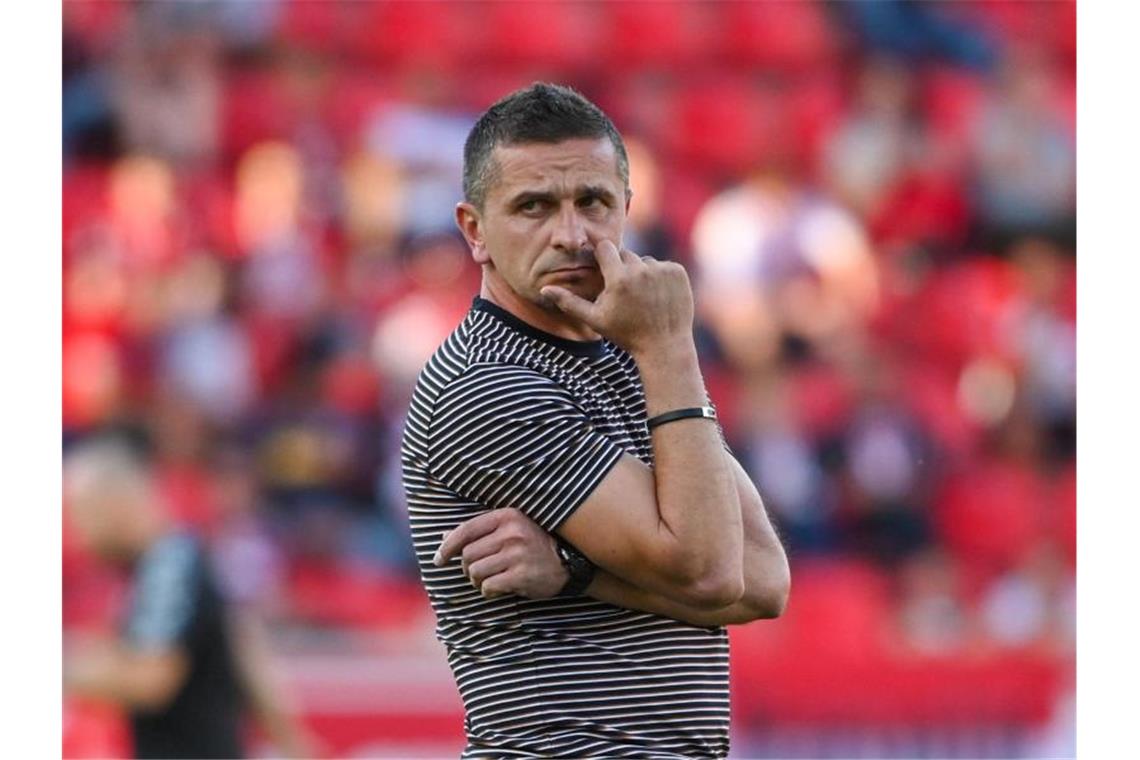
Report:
541,285,596,324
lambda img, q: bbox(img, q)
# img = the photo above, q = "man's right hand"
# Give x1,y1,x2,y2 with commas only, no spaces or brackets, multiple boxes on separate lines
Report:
434,508,569,600
540,240,695,357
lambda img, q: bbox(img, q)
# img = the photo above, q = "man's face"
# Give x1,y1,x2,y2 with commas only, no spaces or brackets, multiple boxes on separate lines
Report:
458,137,628,309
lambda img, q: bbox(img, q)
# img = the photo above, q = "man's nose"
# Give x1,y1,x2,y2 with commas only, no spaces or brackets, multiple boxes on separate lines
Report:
550,203,589,252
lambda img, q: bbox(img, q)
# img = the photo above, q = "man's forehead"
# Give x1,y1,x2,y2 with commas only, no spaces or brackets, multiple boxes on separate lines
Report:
490,137,621,188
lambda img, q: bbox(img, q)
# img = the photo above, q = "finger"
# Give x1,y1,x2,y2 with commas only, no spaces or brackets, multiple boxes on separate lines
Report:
435,511,501,566
639,254,657,263
460,530,506,576
467,551,512,588
619,247,644,266
594,239,624,280
479,570,516,599
540,285,597,324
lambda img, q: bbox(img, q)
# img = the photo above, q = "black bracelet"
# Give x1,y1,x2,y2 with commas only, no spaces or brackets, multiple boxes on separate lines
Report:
646,405,718,431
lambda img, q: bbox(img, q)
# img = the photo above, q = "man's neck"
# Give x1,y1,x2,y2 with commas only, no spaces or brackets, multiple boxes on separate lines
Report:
480,275,601,342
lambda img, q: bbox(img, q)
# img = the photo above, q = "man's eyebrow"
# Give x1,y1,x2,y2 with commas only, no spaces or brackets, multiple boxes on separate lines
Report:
506,189,557,207
508,189,556,203
578,185,618,200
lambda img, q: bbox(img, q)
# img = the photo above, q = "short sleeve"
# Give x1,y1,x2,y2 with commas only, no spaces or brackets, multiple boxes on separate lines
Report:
124,534,199,651
428,364,625,532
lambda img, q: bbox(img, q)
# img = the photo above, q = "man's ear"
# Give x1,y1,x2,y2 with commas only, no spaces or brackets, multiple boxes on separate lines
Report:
455,202,489,264
625,188,633,216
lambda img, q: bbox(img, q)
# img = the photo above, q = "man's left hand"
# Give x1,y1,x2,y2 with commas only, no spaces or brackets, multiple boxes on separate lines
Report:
434,508,568,599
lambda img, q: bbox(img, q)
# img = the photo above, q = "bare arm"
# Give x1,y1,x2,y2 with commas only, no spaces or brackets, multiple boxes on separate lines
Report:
587,455,789,625
64,634,189,711
230,611,321,759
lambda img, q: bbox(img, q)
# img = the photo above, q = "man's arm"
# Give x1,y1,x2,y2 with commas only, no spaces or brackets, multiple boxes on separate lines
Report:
64,633,189,711
438,454,789,627
587,454,789,625
229,610,321,759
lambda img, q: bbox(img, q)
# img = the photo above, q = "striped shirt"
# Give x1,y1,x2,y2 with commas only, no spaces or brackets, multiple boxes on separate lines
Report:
401,297,730,758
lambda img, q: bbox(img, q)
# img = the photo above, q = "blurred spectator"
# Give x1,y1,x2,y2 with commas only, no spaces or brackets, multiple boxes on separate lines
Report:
623,136,678,261
692,166,879,367
978,542,1074,653
840,353,936,565
156,256,256,425
971,44,1075,245
740,369,838,554
839,0,998,70
893,549,971,655
1003,236,1077,460
108,7,221,167
823,56,923,222
205,444,288,618
63,436,318,759
364,72,474,237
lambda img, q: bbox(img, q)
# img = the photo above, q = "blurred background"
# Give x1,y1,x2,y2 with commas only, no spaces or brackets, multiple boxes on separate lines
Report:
61,1,1075,757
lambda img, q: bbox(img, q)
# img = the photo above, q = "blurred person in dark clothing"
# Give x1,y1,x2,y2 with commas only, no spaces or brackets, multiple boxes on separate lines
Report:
63,436,318,759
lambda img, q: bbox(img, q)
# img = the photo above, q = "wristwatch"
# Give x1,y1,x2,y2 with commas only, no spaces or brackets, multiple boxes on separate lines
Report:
555,537,596,597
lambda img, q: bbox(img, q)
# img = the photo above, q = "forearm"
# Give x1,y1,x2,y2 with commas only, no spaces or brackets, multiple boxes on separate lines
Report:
231,612,314,757
587,567,763,626
65,642,187,710
587,453,789,625
634,339,744,593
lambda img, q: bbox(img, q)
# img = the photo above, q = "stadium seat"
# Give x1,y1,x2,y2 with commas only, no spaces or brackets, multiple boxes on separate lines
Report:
597,2,717,70
475,1,600,71
935,461,1047,572
343,1,475,69
922,67,987,148
721,1,840,72
668,77,778,177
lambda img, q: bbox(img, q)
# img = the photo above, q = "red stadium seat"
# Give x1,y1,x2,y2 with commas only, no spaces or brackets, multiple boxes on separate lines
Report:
287,560,431,630
63,0,130,49
721,0,840,72
922,67,987,148
343,1,475,69
62,165,112,262
274,0,344,55
220,70,291,161
668,77,781,176
935,460,1048,572
598,2,719,70
786,73,848,177
63,700,131,760
475,1,601,71
1052,463,1076,566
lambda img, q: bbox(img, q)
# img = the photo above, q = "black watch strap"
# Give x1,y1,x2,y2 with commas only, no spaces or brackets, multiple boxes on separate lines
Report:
555,537,596,597
646,405,717,431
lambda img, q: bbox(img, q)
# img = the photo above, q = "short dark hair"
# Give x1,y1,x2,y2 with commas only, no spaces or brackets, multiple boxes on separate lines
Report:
462,83,629,209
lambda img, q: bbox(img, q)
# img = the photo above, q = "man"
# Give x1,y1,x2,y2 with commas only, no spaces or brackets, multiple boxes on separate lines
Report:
401,83,790,758
63,436,317,759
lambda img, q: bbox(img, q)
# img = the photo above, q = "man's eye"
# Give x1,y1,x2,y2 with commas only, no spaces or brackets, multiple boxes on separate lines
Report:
578,196,605,209
519,199,547,213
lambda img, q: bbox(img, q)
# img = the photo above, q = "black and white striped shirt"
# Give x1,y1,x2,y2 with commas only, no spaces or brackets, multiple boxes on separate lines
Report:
401,297,730,758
